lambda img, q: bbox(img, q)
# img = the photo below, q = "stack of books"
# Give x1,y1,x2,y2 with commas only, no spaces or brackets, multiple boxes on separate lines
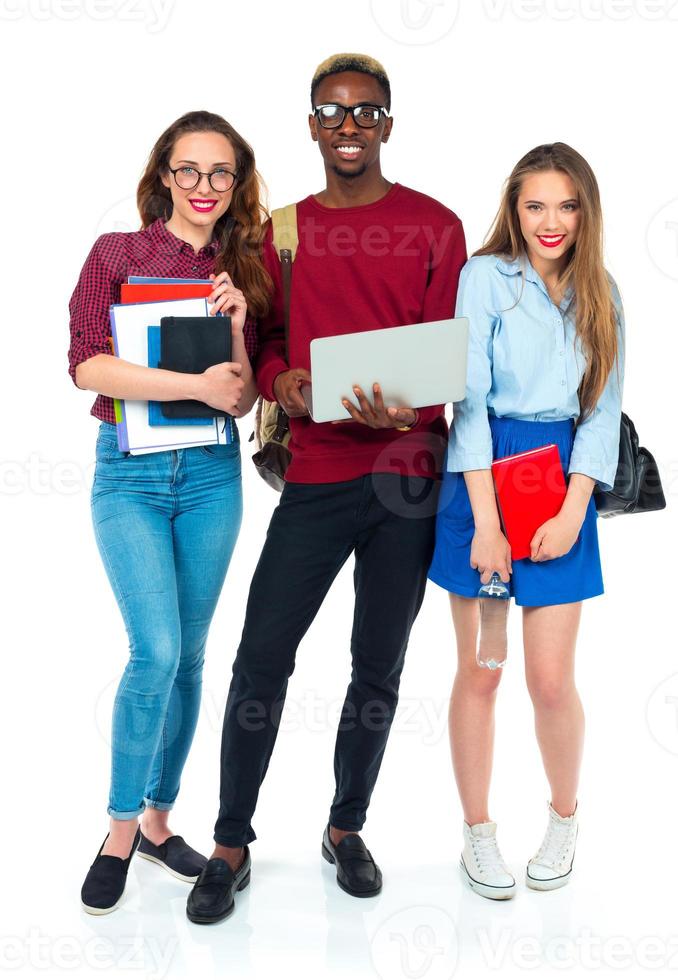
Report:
109,276,234,454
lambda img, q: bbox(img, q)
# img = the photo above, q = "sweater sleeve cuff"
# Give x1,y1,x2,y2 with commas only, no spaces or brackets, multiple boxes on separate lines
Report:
255,354,289,403
413,404,444,426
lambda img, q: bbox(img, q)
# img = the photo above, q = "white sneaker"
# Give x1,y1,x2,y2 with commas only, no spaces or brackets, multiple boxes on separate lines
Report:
459,819,516,900
526,800,578,891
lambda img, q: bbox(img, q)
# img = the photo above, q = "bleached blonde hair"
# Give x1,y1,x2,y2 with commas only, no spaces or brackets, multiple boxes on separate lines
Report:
311,53,391,109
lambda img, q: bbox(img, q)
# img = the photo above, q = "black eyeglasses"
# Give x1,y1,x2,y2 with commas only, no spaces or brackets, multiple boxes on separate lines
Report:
168,165,238,192
313,103,389,130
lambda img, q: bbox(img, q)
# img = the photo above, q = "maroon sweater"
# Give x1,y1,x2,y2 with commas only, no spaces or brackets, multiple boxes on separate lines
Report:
256,182,467,483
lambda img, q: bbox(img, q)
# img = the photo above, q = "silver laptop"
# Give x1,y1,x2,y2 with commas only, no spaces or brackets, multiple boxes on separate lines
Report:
301,317,469,423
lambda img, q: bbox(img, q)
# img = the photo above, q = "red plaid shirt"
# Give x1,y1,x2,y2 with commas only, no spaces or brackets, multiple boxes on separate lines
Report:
68,217,259,422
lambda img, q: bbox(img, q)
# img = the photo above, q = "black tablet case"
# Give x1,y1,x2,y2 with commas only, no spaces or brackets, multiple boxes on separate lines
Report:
159,315,232,418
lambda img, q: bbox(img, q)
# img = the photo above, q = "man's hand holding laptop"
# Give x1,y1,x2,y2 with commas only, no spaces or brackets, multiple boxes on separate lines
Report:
339,383,418,429
274,369,418,429
273,368,312,417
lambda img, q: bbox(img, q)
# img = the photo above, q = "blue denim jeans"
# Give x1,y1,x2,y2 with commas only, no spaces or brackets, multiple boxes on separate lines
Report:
91,421,242,820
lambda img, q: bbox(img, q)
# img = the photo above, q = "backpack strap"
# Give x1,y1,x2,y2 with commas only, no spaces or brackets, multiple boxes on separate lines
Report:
271,203,299,261
271,203,298,359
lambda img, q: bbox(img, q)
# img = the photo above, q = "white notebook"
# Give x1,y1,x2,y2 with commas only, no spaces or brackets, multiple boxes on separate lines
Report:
110,297,229,454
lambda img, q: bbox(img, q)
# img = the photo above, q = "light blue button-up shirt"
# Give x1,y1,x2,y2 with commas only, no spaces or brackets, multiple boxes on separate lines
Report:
447,252,625,491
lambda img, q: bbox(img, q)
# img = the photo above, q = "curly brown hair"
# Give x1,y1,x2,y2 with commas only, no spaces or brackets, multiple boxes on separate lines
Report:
137,110,272,318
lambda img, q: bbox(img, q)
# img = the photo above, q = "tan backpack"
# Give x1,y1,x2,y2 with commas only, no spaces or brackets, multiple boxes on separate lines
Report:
251,203,298,490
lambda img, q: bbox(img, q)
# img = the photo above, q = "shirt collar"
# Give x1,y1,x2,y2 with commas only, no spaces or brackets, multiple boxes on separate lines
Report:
495,252,574,307
147,217,221,258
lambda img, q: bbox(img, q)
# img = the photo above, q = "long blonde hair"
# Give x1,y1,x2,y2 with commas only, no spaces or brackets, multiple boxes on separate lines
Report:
476,142,619,423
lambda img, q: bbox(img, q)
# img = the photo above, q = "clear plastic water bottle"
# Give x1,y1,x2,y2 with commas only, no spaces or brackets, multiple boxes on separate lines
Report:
477,572,510,670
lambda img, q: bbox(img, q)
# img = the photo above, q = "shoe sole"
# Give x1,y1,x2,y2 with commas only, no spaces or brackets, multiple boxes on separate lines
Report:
185,870,251,925
525,868,572,891
81,899,121,915
136,850,201,883
459,859,516,901
321,842,382,897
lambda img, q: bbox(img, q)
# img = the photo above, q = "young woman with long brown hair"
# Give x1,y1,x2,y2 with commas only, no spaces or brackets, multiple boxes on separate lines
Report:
427,143,624,900
68,110,271,914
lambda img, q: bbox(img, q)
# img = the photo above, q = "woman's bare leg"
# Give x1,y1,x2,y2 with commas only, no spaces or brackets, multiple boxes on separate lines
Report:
522,601,584,816
448,594,503,825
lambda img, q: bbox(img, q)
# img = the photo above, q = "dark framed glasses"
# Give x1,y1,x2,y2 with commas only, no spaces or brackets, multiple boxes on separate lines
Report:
313,103,389,130
168,165,237,192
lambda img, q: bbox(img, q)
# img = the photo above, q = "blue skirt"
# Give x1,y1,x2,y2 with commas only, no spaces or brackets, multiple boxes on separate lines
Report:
427,415,604,607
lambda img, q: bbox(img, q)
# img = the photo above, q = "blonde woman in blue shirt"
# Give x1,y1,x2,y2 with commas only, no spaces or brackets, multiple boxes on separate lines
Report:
428,143,624,900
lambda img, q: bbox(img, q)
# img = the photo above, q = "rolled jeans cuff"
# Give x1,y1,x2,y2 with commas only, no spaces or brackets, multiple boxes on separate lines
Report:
143,797,174,812
107,803,146,821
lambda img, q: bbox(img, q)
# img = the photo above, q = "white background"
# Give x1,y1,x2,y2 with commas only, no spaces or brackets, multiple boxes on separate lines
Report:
2,1,677,978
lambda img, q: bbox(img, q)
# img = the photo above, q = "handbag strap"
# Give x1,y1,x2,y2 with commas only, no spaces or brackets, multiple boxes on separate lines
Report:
271,203,298,361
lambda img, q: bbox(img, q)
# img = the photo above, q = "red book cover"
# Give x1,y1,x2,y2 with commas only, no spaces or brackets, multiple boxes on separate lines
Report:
120,283,213,303
491,444,567,561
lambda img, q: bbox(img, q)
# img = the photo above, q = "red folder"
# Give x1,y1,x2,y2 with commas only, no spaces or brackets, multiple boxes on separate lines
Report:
491,444,567,560
120,283,213,303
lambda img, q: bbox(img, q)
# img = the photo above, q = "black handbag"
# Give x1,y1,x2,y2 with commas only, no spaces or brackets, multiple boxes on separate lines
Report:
593,412,666,517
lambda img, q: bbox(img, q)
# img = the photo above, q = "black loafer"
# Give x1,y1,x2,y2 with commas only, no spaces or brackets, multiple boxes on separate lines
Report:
321,824,382,897
137,832,208,882
186,847,251,924
81,827,141,915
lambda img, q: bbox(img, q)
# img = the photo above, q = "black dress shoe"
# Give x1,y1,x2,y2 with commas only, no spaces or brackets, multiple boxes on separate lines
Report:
321,824,382,897
137,831,208,883
186,847,251,924
81,827,141,915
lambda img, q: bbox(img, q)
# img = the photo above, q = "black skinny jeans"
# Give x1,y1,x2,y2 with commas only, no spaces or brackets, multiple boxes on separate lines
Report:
214,471,440,846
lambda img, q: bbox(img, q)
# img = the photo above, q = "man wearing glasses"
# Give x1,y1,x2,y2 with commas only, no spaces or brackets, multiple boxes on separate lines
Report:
187,53,467,924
